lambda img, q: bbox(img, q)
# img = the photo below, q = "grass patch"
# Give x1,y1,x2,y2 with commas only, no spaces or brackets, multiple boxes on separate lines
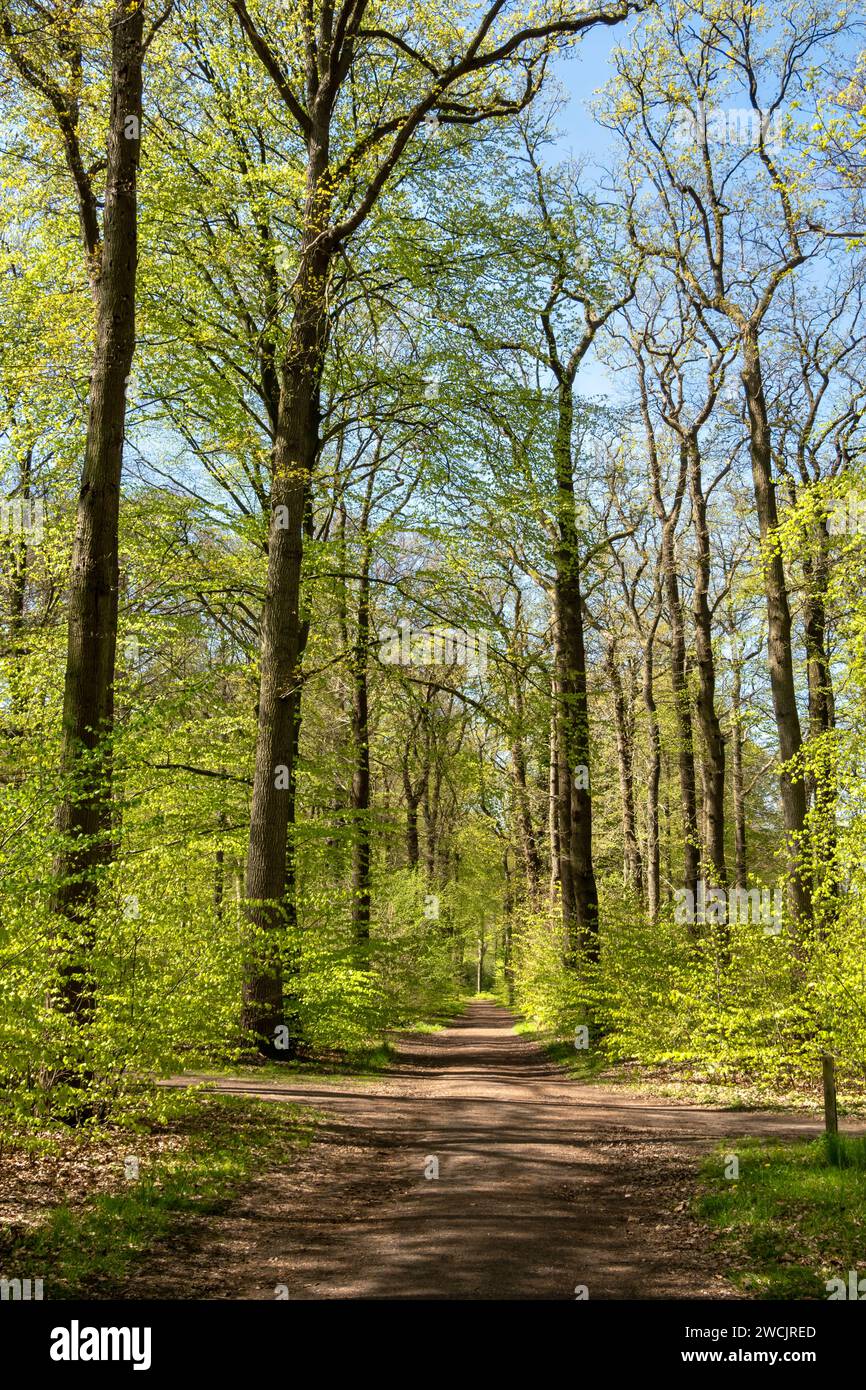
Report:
511,1020,612,1081
509,1023,866,1114
197,998,469,1081
542,1038,610,1080
696,1133,866,1299
0,1091,314,1299
399,995,469,1033
196,1042,394,1083
601,1067,866,1116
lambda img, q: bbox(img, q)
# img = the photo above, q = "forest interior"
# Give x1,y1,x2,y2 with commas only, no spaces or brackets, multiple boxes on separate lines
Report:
1,0,866,1337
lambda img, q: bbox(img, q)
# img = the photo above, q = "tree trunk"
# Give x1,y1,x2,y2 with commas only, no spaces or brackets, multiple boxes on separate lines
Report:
606,643,643,895
645,692,662,921
423,765,440,883
350,541,372,945
687,434,727,945
661,499,700,921
213,811,228,922
548,669,561,898
405,795,421,868
52,0,144,1020
511,723,541,900
402,730,428,874
663,752,674,904
741,328,811,927
281,648,306,1045
509,597,541,899
6,447,32,725
552,386,598,964
640,359,698,923
731,661,747,891
803,540,835,738
242,178,330,1047
802,515,836,927
503,849,515,1005
635,597,661,920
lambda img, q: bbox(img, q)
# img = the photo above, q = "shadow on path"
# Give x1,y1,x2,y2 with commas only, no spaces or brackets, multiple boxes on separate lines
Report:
132,1001,851,1300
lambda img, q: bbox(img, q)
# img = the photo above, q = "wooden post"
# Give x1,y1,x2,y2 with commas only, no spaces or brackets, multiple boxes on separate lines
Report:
822,1053,838,1135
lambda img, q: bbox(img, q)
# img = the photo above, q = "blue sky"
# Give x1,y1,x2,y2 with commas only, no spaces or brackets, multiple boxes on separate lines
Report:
555,26,623,164
550,30,627,400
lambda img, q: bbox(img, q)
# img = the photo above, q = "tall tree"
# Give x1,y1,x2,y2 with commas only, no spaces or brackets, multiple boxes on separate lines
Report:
232,0,640,1041
606,0,855,930
632,330,700,917
1,0,152,1020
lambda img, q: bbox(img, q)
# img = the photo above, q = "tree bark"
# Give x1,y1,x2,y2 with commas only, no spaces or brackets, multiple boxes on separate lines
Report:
645,669,662,921
548,667,561,899
502,849,515,1005
423,754,442,884
606,642,643,895
401,719,428,872
638,357,698,920
242,197,329,1046
661,491,700,920
405,795,421,869
741,328,811,927
802,514,837,926
511,731,541,899
350,540,372,945
509,597,541,899
730,660,747,891
687,435,727,899
52,0,144,1020
553,385,598,963
803,539,835,739
624,567,662,920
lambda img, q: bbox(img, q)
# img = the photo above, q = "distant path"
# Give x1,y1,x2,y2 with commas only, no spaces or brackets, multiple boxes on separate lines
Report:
126,1001,855,1300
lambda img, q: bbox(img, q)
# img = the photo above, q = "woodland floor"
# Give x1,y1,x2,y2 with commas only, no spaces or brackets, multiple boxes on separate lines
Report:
109,1001,860,1300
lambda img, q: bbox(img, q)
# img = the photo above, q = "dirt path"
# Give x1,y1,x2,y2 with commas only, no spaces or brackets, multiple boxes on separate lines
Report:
127,1002,854,1300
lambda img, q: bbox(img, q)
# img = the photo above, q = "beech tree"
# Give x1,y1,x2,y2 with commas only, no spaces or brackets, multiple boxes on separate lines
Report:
229,0,641,1043
0,0,159,1022
0,0,863,1147
604,0,856,930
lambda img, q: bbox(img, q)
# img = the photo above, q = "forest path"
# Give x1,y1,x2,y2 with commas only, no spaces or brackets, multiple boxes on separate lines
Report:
137,1001,848,1300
